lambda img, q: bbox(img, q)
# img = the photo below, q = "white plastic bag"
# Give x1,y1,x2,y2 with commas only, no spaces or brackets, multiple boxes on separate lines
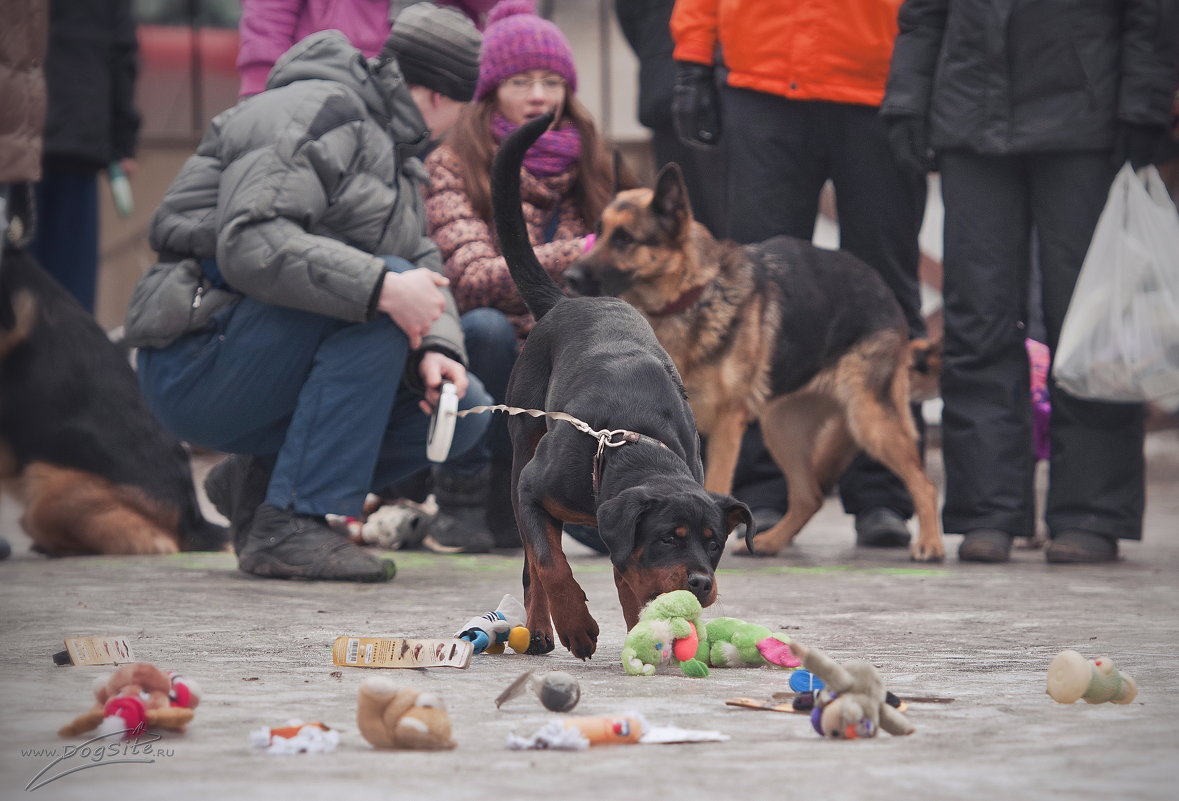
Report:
1053,164,1179,410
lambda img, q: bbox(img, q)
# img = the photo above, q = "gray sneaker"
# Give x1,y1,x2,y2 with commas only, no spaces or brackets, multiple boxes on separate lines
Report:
238,503,396,582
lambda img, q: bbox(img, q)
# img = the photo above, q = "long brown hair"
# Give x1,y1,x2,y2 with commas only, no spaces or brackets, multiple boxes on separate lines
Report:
445,92,633,226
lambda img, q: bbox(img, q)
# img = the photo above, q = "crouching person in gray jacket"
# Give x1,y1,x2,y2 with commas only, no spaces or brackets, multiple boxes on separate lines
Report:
124,5,489,582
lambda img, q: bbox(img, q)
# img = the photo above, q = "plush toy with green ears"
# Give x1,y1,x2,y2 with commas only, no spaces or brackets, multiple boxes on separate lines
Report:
620,590,710,677
620,591,801,678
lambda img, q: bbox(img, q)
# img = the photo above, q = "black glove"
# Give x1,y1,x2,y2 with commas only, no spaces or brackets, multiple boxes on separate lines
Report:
672,61,722,149
1113,122,1166,170
885,115,934,176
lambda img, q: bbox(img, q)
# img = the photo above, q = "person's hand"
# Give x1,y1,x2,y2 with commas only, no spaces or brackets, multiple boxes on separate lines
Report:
377,268,449,350
672,61,722,149
417,351,469,415
118,158,138,179
885,115,934,176
1113,122,1165,170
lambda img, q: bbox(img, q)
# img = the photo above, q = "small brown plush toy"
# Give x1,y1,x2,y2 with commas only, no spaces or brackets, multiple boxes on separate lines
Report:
788,642,915,739
59,663,200,739
356,676,455,750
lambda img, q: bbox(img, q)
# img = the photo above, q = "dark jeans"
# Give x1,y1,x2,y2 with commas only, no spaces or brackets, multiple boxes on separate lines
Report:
31,165,99,314
137,275,492,519
446,307,519,473
938,150,1144,540
722,89,928,518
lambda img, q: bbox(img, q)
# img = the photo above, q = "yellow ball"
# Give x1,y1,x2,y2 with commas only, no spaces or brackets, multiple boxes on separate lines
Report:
507,626,531,654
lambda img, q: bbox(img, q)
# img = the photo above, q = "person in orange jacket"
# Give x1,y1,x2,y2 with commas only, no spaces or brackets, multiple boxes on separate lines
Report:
669,0,929,550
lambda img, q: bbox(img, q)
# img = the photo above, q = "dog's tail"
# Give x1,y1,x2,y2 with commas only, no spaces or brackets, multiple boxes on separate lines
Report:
491,112,565,321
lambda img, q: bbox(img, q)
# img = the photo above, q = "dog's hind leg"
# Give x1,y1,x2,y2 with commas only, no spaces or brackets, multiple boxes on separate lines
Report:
843,370,945,562
702,413,747,495
747,393,843,555
20,464,181,555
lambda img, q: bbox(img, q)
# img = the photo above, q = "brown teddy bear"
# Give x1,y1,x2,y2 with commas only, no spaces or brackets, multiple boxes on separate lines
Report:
356,677,455,750
59,663,200,739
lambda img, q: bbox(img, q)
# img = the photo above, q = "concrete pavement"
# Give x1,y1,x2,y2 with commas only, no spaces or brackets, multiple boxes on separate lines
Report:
2,430,1177,800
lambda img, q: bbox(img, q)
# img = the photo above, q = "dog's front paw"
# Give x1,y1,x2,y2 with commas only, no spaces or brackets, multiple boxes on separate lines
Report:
910,538,946,563
553,609,600,660
740,531,786,557
526,629,555,655
558,624,599,661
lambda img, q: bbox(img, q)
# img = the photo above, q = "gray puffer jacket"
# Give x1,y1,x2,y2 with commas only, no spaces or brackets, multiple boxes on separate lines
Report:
883,0,1177,154
126,30,465,366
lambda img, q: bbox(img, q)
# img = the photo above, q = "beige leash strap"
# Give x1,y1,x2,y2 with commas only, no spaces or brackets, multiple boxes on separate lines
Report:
454,404,666,495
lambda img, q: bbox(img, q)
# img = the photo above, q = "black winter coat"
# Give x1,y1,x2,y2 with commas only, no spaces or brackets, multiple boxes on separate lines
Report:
883,0,1177,154
42,0,140,170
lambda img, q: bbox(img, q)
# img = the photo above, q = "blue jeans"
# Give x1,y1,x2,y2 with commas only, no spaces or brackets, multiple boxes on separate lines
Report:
31,165,99,313
138,289,491,518
446,307,518,473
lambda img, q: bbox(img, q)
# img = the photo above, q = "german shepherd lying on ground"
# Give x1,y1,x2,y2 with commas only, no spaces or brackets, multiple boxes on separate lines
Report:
566,164,944,562
0,246,227,556
492,115,751,659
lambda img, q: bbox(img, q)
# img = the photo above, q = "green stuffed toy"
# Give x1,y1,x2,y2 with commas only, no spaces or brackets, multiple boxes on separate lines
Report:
620,591,800,678
620,590,710,677
704,618,792,668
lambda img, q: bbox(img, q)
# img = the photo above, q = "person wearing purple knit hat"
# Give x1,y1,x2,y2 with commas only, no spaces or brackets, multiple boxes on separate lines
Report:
417,0,635,552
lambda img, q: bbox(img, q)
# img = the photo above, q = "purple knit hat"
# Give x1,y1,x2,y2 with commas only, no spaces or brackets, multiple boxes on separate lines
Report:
474,0,577,101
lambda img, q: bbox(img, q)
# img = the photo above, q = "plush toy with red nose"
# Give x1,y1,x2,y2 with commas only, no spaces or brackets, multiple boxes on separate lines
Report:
58,663,201,739
787,642,914,739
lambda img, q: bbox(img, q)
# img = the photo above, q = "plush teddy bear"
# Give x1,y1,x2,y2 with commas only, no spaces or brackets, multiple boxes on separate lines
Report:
58,663,200,739
621,590,799,677
356,677,455,750
787,641,914,739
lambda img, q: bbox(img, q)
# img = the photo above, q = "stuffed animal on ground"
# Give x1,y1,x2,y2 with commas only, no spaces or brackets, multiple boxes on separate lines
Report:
59,663,200,739
621,590,709,676
1046,649,1138,704
787,641,914,739
356,677,455,750
455,594,531,655
621,590,799,677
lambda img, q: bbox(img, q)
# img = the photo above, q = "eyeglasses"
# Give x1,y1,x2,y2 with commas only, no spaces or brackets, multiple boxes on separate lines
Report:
503,75,566,94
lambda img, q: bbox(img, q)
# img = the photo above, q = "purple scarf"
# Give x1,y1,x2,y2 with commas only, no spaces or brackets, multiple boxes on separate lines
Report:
492,114,582,177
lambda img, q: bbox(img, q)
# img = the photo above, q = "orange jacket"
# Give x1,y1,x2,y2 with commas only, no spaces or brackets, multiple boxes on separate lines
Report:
671,0,903,107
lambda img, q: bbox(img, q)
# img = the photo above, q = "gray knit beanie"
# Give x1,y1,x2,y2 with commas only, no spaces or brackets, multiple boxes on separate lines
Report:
380,2,482,102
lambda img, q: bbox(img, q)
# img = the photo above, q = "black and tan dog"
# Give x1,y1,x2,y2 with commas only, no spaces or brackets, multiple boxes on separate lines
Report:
492,114,751,659
0,246,227,557
566,164,944,562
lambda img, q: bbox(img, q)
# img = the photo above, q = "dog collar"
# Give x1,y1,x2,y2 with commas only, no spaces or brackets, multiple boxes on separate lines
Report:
650,284,706,317
592,430,669,498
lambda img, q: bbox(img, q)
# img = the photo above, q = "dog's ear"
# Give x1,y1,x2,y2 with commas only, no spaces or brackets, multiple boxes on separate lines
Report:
612,149,624,195
651,163,692,236
711,494,753,538
595,487,651,565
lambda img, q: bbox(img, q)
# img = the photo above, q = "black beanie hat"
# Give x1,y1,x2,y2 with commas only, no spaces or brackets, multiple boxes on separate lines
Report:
380,2,482,102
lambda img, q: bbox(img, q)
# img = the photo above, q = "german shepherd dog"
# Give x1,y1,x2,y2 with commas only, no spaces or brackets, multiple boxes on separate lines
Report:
566,164,944,562
492,115,751,659
0,246,228,556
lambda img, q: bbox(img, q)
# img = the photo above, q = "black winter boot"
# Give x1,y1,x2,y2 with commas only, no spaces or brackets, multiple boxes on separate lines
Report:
420,466,494,554
238,503,396,582
485,460,520,548
204,454,272,555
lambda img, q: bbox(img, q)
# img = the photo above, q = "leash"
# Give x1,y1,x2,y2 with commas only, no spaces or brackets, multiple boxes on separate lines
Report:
454,404,668,496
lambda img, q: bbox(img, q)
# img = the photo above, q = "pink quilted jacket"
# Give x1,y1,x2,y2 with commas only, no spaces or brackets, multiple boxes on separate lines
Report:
424,144,590,343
